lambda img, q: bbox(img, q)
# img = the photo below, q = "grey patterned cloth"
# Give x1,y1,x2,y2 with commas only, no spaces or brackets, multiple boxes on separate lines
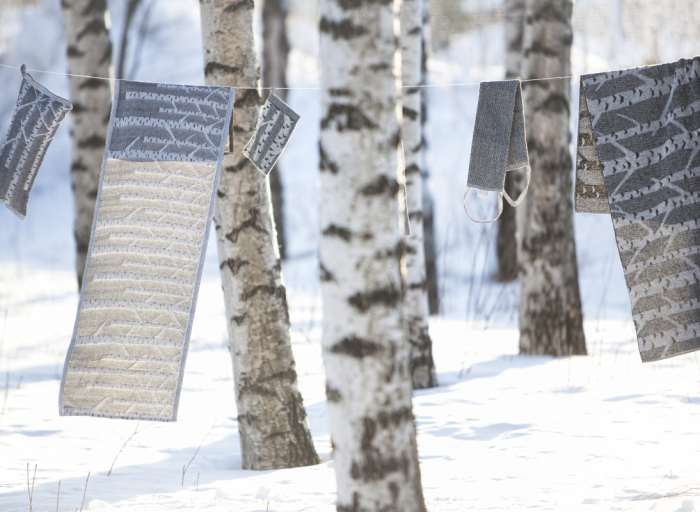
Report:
576,56,700,362
464,80,530,223
0,66,72,219
243,92,300,175
59,81,235,421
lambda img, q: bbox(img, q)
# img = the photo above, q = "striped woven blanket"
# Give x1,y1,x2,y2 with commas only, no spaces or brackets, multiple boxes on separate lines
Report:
59,81,235,420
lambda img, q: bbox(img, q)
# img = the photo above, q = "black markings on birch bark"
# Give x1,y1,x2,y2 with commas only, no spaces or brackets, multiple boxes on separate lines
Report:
319,143,340,173
61,0,113,289
347,286,402,313
319,17,369,40
518,0,586,356
326,386,342,403
330,336,383,358
360,175,400,197
401,0,437,390
321,104,379,131
223,0,254,13
200,0,319,470
319,262,336,282
204,62,242,77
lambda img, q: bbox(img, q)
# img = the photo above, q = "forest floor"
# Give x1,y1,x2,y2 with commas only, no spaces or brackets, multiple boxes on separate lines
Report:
3,259,700,511
3,0,700,510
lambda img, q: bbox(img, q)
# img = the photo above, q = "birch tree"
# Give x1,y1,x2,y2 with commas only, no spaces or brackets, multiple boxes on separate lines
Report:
200,0,319,470
421,0,439,315
401,0,437,390
319,0,427,508
496,0,525,282
518,0,586,356
61,0,112,288
262,0,289,258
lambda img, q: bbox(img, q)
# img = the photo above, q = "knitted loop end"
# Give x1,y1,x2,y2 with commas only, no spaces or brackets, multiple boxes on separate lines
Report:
462,186,503,224
503,166,531,207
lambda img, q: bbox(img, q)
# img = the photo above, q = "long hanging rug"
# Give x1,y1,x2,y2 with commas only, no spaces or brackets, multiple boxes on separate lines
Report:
59,81,235,420
575,56,700,362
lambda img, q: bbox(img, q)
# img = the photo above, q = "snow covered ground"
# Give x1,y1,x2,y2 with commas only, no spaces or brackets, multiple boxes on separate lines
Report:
3,0,700,510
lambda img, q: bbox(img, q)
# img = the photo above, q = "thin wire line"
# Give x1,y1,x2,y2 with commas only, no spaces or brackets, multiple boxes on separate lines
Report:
0,62,578,90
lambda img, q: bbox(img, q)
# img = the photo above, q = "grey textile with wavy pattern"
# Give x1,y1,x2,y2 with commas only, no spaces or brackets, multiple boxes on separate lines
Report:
59,80,235,421
576,56,700,362
0,67,72,219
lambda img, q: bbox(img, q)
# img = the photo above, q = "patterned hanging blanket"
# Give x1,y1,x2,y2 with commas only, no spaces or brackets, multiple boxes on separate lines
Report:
575,56,700,362
59,81,235,420
0,66,72,219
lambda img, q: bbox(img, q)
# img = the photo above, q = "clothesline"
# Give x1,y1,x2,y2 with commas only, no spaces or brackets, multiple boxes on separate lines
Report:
0,62,577,89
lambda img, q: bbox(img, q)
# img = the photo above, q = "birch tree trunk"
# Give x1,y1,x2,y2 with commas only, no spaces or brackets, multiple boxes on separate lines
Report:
200,0,319,470
115,0,142,80
401,0,437,390
319,0,427,509
518,0,586,356
495,0,525,282
61,0,113,288
421,0,439,315
262,0,289,259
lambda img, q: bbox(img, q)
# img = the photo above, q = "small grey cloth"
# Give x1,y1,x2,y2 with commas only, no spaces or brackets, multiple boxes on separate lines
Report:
464,80,530,223
0,65,72,219
59,80,235,421
243,92,300,175
576,56,700,362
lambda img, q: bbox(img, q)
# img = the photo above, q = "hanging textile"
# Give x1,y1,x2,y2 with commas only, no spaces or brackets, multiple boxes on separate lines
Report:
0,65,72,219
463,80,530,223
59,81,235,421
243,92,300,175
575,56,700,362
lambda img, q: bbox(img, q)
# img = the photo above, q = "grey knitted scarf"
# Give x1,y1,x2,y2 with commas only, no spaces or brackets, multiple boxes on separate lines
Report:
575,56,700,362
243,92,300,175
463,80,530,223
0,65,72,219
59,80,235,421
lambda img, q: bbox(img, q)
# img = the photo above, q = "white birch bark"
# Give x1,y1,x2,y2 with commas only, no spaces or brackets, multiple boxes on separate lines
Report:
401,0,436,390
319,0,427,509
200,0,319,470
517,0,586,356
61,0,113,288
496,0,525,282
262,0,289,258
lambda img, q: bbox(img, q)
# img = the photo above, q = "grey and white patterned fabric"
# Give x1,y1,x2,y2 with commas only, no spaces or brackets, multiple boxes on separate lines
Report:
463,80,530,223
576,56,700,362
575,80,610,215
243,92,300,175
0,66,72,219
59,81,235,421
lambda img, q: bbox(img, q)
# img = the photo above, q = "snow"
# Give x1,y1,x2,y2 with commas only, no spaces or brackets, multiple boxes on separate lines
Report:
2,0,700,510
